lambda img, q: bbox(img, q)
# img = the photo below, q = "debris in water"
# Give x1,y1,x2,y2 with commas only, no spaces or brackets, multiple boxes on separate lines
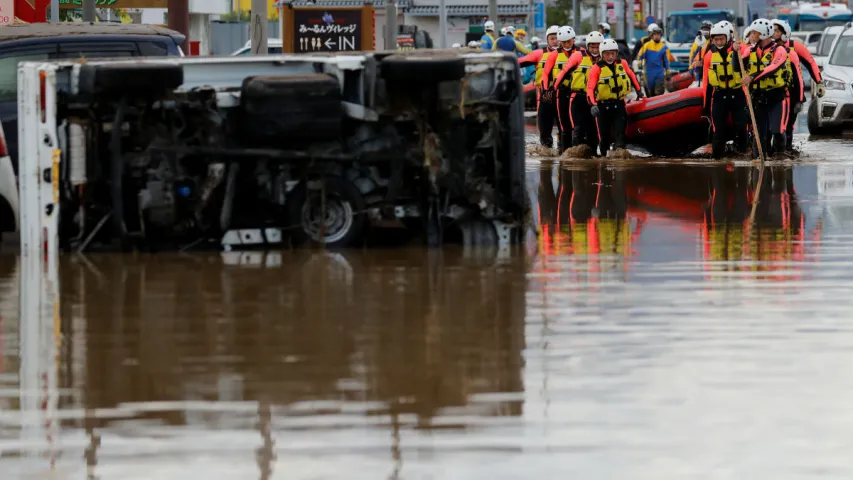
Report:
560,144,595,160
527,144,559,157
607,148,634,159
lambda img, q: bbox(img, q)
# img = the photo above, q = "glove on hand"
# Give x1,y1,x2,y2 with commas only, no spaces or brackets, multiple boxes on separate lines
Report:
590,105,600,118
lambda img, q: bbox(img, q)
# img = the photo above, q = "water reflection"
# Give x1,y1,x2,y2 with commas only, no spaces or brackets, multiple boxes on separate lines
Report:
2,248,527,477
536,161,816,279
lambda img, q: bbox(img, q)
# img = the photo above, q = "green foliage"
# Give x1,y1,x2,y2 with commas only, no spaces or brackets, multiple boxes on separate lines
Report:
546,0,594,35
220,9,279,22
59,10,83,21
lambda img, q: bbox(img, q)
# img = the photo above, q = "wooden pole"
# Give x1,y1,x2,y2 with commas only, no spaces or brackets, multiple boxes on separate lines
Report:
732,31,765,166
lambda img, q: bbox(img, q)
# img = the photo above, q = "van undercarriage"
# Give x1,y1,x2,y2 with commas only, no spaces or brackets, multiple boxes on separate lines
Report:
23,52,529,253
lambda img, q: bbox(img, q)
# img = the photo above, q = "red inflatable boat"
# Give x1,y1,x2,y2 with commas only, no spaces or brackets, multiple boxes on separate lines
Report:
624,87,709,156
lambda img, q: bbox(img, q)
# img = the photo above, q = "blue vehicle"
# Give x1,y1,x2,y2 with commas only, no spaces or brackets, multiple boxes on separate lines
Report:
785,2,853,31
664,1,750,72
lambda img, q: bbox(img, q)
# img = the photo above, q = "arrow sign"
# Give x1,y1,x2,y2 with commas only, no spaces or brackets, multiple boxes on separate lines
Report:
325,38,336,49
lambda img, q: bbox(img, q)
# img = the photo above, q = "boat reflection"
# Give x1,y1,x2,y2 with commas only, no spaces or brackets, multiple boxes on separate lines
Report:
535,161,819,280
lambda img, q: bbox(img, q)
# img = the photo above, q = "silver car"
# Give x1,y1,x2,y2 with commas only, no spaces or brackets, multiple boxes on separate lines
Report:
808,23,853,135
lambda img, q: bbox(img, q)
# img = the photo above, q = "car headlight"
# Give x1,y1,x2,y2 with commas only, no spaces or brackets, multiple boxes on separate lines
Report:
823,76,847,90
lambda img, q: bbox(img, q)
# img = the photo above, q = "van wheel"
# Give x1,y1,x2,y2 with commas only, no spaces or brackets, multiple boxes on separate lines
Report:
287,176,367,248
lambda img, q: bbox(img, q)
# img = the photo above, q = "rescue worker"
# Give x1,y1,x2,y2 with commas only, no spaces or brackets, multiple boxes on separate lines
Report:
544,26,579,153
689,21,713,82
555,31,606,153
529,36,541,50
515,28,527,44
632,23,658,59
494,25,531,55
599,22,611,39
518,25,562,148
637,24,673,97
587,39,644,156
771,19,825,152
702,21,748,158
740,19,792,157
480,20,498,50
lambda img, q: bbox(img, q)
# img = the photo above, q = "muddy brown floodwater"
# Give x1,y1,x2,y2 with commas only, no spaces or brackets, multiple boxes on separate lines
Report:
3,121,853,478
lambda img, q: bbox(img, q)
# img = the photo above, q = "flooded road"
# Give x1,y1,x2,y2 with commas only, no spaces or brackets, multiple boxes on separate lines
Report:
3,120,853,478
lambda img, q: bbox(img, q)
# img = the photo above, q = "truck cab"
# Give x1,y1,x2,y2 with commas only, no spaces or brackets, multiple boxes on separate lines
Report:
665,2,745,72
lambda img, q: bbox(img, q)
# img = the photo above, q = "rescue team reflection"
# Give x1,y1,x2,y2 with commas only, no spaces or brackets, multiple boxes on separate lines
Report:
0,250,526,476
536,162,820,280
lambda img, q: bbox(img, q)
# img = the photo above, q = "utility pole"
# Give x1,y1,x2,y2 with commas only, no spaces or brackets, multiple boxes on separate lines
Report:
250,0,269,54
488,0,498,28
83,0,96,22
167,0,191,52
439,0,447,48
573,0,580,31
385,0,397,50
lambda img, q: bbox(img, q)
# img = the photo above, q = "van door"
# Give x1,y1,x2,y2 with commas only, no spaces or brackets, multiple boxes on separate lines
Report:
0,44,59,177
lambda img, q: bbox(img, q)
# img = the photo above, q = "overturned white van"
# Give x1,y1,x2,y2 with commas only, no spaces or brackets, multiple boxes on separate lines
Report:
14,51,529,254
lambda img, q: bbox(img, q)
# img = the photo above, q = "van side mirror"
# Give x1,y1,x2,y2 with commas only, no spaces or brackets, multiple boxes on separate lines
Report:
736,17,744,27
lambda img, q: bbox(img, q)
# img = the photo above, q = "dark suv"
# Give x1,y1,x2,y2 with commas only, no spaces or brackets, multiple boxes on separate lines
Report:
0,22,184,236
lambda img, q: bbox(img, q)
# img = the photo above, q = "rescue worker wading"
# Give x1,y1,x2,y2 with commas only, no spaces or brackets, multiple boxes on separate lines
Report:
518,25,563,149
587,39,644,156
702,21,749,158
494,25,531,55
740,19,792,157
771,19,825,152
555,31,605,153
689,21,713,82
637,24,673,97
480,21,498,50
544,26,580,153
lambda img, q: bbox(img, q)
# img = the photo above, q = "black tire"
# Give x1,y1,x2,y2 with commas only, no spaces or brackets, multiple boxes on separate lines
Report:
287,176,367,248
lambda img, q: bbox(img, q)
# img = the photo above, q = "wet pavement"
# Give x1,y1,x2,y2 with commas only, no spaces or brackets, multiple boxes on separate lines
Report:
3,115,853,478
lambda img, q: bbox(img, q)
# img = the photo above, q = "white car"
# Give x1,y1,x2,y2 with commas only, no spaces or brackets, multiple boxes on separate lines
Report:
0,125,17,243
231,38,283,55
814,25,845,69
808,23,853,135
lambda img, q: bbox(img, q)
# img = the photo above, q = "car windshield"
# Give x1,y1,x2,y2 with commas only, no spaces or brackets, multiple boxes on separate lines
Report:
829,36,853,66
799,18,851,31
820,33,838,55
666,12,729,44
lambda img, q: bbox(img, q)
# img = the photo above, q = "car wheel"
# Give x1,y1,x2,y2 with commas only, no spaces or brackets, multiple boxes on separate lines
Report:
287,176,367,248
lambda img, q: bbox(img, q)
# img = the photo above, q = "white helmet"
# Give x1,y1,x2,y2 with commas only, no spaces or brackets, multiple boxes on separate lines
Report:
710,21,732,41
451,43,462,48
586,31,605,45
557,26,576,42
600,38,619,52
599,22,611,32
647,22,659,33
530,36,541,44
750,18,773,40
505,25,516,35
484,20,495,31
546,25,560,37
500,26,508,36
467,40,480,48
743,26,753,40
771,19,792,41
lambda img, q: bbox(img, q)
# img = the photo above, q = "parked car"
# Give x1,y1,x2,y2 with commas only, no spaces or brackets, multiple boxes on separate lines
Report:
231,39,283,55
791,30,823,51
0,23,184,241
814,25,844,69
808,23,853,135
